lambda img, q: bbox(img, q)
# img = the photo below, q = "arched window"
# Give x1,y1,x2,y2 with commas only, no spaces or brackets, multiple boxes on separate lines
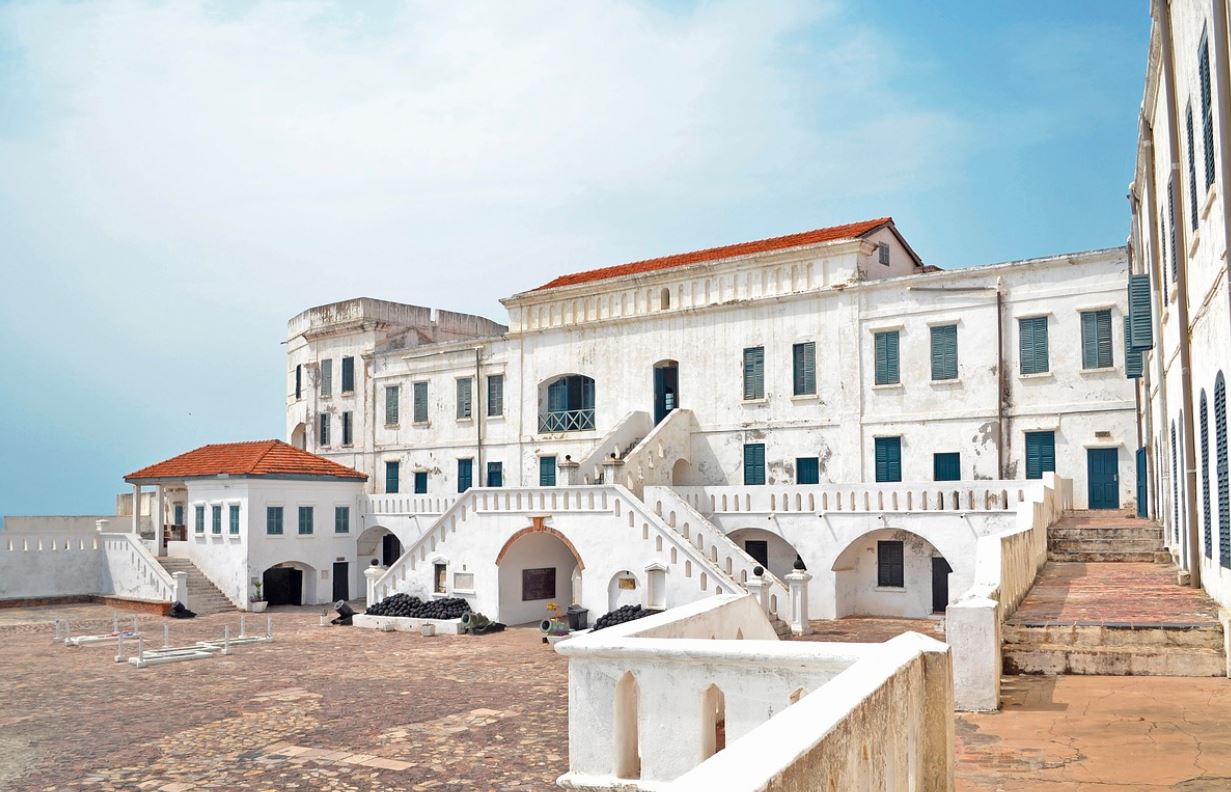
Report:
660,287,671,310
540,375,596,432
1216,373,1229,568
1201,391,1212,558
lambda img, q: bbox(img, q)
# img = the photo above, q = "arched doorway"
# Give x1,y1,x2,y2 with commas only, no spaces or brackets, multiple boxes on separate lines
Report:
290,423,307,450
829,529,950,618
262,561,317,606
357,525,402,568
727,527,805,582
539,374,596,432
653,360,679,425
495,526,584,625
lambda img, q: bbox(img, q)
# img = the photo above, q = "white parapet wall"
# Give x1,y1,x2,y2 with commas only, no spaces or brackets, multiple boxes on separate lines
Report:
555,594,953,791
0,531,181,607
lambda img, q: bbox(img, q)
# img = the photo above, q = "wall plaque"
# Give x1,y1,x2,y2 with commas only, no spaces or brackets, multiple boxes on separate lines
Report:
522,567,556,601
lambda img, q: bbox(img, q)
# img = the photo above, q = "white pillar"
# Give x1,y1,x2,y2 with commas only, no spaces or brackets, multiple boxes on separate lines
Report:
745,576,769,615
131,484,141,534
173,571,188,608
946,594,1001,712
153,485,166,556
364,563,386,606
785,568,812,636
558,458,580,486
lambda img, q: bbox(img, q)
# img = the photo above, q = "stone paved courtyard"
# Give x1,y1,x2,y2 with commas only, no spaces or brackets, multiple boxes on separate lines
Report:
3,603,1230,790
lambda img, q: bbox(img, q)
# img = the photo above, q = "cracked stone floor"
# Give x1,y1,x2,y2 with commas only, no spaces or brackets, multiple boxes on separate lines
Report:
1,603,1229,790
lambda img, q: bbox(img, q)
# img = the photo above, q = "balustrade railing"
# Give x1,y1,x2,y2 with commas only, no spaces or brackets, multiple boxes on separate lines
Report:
539,408,596,433
675,480,1040,516
361,494,454,517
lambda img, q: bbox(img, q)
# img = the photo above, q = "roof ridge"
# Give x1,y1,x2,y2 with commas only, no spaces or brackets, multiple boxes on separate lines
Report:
248,439,282,474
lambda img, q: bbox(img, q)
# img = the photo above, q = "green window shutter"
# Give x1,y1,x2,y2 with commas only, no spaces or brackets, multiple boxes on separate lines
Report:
320,359,332,396
211,505,221,534
933,452,960,481
743,347,765,399
930,325,957,380
1020,317,1049,375
487,375,504,417
385,461,399,494
793,342,816,395
540,456,557,487
1168,175,1178,283
414,471,428,494
1125,318,1143,378
458,459,473,493
874,437,901,482
229,505,240,535
487,462,503,488
875,331,900,385
266,506,282,535
413,382,428,423
335,506,349,534
1025,431,1055,480
341,357,355,392
385,386,399,425
1188,104,1200,231
1201,393,1212,558
1215,374,1229,568
743,443,766,485
1201,34,1216,188
1081,311,1112,369
298,506,313,535
796,457,819,484
457,378,472,419
1160,210,1169,293
1128,274,1154,349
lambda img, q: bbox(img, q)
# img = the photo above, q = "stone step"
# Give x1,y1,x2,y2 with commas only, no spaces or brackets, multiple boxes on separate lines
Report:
1049,526,1163,541
1047,550,1170,563
1049,537,1162,554
1003,643,1226,676
1004,622,1224,651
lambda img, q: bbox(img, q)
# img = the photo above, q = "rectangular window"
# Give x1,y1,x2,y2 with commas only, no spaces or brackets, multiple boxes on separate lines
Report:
540,456,557,486
228,504,240,535
334,506,349,534
743,443,766,485
457,377,473,419
414,470,427,494
878,241,890,266
266,506,283,536
385,461,400,494
1188,103,1200,231
1080,310,1113,370
742,346,765,400
297,506,313,535
320,359,332,396
385,385,399,425
294,365,302,400
1201,32,1215,189
318,413,330,447
1160,209,1169,293
1018,317,1049,375
211,505,222,535
796,456,819,485
195,505,205,534
342,411,353,446
341,356,355,393
434,563,447,594
874,437,902,483
458,458,473,492
487,374,504,417
1025,431,1056,480
1167,174,1178,283
174,504,184,526
487,461,503,487
930,324,958,381
792,342,816,396
877,540,904,588
413,381,428,423
874,330,900,385
933,452,961,482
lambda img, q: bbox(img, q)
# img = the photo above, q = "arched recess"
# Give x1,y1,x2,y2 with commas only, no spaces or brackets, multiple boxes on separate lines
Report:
727,527,806,582
608,570,640,611
357,524,402,568
290,423,307,450
670,458,692,486
829,528,952,618
613,672,641,779
701,684,726,759
261,560,317,606
539,374,596,432
496,526,584,625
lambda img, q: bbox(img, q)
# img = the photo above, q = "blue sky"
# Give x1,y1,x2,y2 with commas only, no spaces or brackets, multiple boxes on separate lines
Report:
0,1,1149,516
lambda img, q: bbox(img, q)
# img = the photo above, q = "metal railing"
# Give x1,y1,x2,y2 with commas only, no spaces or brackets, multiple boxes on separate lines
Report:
539,408,596,432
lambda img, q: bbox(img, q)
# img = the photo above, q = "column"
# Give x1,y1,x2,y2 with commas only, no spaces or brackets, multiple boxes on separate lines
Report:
153,485,166,556
558,457,580,486
131,484,141,535
785,566,812,636
364,562,387,606
745,574,768,615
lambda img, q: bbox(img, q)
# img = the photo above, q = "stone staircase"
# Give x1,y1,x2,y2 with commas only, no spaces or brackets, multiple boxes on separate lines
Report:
769,616,792,640
1004,511,1226,677
157,557,238,616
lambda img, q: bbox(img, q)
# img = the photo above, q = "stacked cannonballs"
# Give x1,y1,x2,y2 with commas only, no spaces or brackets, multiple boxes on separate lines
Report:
365,593,470,620
590,604,658,631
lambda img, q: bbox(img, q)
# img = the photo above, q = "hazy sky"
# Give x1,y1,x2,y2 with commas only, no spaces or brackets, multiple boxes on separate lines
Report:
0,1,1149,516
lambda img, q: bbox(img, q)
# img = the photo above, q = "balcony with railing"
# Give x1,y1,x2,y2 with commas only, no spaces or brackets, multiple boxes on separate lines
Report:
539,408,596,433
539,374,596,434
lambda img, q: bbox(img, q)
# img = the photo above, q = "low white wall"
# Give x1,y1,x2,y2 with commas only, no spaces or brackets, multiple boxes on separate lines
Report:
0,534,103,599
99,533,176,603
2,516,118,534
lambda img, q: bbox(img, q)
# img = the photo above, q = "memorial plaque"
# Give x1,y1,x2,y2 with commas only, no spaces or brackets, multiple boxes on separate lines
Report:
522,567,556,601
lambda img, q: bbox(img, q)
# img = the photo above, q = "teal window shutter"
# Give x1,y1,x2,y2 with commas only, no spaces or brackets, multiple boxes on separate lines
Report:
385,461,399,494
1215,373,1229,568
298,506,313,535
796,457,819,484
933,452,960,481
792,342,816,396
211,505,221,534
385,386,399,425
341,356,355,392
1160,210,1169,293
1019,317,1049,375
457,459,473,492
318,413,330,446
487,461,503,487
1168,175,1178,283
1188,104,1199,231
540,456,557,486
457,378,472,419
413,382,428,423
195,505,205,533
487,375,504,417
1201,392,1212,558
335,506,350,534
1128,274,1154,349
1025,431,1056,480
874,331,900,385
874,437,902,482
743,347,765,399
266,506,282,535
1081,310,1112,369
414,471,428,494
1201,33,1215,188
320,359,332,396
229,504,240,535
930,325,958,380
1125,318,1143,379
743,443,766,485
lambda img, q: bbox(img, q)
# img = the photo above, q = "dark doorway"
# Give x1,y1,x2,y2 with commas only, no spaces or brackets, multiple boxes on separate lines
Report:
1087,448,1120,510
263,566,303,606
744,540,769,568
931,557,952,613
654,362,679,425
382,533,402,567
1136,447,1148,518
332,562,349,602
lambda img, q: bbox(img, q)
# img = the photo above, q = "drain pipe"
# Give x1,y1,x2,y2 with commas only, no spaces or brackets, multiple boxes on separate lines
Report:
475,346,484,485
1159,0,1202,587
1140,112,1168,522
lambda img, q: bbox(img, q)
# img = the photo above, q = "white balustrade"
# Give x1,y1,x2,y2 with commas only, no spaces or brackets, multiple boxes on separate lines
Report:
674,480,1038,517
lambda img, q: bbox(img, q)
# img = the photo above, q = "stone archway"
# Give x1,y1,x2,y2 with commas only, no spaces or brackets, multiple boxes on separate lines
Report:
829,529,951,618
495,523,585,626
261,560,317,606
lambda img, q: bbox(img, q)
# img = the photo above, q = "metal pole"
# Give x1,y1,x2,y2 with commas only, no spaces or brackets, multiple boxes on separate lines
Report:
267,616,272,639
112,613,118,635
163,624,170,649
136,635,144,663
131,615,138,634
240,614,246,638
222,625,230,656
115,634,125,663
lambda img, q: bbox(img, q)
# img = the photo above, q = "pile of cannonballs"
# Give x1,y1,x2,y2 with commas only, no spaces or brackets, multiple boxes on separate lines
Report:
365,593,471,620
590,604,658,631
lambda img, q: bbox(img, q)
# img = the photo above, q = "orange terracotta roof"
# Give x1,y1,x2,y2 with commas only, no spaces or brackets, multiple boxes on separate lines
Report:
533,217,894,292
125,440,367,482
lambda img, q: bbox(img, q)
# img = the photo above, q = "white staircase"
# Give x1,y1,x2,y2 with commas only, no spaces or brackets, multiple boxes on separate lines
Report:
157,558,237,615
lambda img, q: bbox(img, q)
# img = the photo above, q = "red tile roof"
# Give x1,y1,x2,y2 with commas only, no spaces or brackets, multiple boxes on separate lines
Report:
533,217,894,292
125,440,367,482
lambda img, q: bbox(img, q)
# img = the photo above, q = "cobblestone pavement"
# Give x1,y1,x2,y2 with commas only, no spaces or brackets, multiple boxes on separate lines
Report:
957,675,1231,791
791,616,945,643
0,604,567,791
1008,562,1221,625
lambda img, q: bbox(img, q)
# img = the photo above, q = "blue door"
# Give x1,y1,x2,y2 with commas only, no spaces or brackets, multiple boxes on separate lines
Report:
653,363,679,425
1136,448,1148,518
1087,448,1119,510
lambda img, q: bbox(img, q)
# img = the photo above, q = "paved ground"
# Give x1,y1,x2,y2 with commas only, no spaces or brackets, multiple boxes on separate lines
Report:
1008,562,1222,625
957,675,1231,791
4,603,1230,790
793,616,946,643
